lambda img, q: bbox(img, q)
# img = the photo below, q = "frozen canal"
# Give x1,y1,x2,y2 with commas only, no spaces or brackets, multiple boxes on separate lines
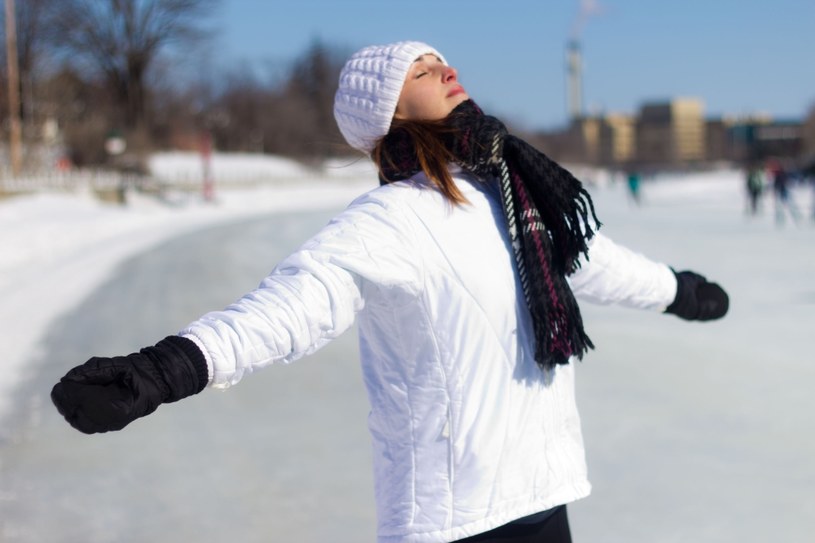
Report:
1,175,814,542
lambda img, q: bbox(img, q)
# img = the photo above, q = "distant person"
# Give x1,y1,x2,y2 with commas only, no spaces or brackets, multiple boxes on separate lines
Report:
768,159,801,225
745,163,764,215
51,41,729,543
810,178,815,223
626,168,642,205
804,159,815,222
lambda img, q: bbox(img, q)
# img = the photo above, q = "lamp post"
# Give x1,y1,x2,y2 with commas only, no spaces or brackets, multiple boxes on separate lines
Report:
200,130,214,202
105,130,127,204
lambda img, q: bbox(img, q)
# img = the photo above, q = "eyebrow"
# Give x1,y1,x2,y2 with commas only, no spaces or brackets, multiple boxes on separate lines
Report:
413,54,443,64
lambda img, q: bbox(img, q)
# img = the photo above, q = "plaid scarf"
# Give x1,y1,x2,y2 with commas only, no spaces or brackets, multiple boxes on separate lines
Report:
379,100,601,369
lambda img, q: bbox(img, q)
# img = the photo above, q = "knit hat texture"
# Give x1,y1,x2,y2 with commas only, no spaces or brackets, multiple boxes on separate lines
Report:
334,41,446,153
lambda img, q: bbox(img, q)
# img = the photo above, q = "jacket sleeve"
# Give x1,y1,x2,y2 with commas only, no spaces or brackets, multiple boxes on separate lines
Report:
567,231,677,311
179,189,421,389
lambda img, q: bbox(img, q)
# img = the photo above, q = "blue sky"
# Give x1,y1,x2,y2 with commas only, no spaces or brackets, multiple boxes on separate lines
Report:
213,0,814,131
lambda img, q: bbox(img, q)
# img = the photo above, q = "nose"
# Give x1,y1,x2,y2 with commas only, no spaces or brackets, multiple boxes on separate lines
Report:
442,66,458,83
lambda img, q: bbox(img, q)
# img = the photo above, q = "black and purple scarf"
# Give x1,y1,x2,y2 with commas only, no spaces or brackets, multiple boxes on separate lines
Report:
379,100,601,369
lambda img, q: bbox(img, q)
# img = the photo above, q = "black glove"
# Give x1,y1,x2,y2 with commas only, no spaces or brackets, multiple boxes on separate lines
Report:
51,336,208,434
665,270,729,321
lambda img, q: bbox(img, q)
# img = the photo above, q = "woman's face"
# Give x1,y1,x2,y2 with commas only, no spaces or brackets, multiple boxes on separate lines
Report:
394,54,469,121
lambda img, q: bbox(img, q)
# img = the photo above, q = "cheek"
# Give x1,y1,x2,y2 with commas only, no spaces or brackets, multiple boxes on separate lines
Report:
398,87,428,119
397,87,448,121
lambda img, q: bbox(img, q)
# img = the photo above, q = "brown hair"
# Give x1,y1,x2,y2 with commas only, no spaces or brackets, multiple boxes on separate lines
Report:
371,118,469,205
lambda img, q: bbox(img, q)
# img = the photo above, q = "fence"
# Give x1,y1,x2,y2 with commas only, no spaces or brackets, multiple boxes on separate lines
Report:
0,169,147,192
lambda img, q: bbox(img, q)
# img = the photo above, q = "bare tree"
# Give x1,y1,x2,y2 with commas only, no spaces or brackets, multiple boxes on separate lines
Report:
284,40,345,156
207,40,350,159
208,64,270,152
54,0,216,133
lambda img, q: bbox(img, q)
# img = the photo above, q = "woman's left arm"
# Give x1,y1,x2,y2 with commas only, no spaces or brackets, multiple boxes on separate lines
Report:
568,232,728,320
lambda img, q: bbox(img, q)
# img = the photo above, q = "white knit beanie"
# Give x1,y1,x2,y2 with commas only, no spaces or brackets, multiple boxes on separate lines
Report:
333,41,446,154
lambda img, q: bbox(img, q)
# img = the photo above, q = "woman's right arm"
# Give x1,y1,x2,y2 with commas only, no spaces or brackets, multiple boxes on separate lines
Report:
52,188,421,433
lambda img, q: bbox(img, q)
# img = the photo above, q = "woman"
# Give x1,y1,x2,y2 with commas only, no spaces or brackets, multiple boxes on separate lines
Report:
52,41,728,543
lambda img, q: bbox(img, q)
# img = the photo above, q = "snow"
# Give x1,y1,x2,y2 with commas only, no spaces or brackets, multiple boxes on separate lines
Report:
148,151,313,181
148,150,378,185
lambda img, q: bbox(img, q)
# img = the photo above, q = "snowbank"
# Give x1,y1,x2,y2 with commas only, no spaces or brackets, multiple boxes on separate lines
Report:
148,151,377,185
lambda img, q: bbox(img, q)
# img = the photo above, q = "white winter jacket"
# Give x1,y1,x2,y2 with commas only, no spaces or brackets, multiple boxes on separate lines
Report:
181,169,677,543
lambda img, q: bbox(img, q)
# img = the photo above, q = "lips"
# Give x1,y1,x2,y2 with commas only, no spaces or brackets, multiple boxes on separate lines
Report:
447,85,466,98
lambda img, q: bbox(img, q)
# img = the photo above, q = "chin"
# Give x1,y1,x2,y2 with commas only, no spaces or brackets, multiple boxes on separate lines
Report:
448,94,470,110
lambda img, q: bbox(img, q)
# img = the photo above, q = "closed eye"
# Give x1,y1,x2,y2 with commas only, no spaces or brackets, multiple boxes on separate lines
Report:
415,72,427,79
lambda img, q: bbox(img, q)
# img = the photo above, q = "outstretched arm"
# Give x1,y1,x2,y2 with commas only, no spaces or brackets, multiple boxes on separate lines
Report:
569,232,728,320
51,189,420,434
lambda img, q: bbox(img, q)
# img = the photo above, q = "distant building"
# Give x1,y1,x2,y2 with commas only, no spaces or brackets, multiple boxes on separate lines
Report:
599,114,636,165
754,121,803,160
636,99,705,166
729,119,804,164
535,114,634,168
535,96,809,170
705,118,732,163
532,117,598,166
568,117,600,164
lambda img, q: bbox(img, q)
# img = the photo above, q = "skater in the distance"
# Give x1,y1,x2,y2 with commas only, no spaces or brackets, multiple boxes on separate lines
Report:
745,162,764,216
768,158,801,225
626,167,642,206
52,41,729,543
